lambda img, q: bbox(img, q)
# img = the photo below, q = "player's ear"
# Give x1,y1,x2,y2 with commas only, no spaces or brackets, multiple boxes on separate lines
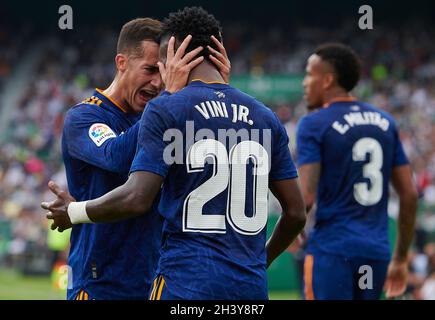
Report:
115,53,128,73
323,72,335,90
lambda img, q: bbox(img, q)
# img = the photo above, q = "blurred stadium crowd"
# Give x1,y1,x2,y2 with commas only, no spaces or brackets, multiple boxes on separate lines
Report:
0,20,434,299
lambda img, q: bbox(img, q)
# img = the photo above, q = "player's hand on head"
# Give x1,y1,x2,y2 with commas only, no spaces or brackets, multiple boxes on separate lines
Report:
384,258,409,298
41,181,76,232
158,35,204,94
208,35,231,83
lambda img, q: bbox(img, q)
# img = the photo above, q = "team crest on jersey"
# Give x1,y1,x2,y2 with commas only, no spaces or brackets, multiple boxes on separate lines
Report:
350,105,360,111
214,91,225,99
88,123,116,147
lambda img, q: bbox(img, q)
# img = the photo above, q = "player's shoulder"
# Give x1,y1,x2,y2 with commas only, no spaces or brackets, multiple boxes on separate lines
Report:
154,84,225,107
64,96,108,126
297,108,330,132
359,101,395,118
241,89,269,108
228,86,281,121
69,95,105,114
356,101,398,129
139,92,181,129
145,90,184,112
150,85,276,116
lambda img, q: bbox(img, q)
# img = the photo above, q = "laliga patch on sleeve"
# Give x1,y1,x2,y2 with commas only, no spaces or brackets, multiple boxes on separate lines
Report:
88,123,117,147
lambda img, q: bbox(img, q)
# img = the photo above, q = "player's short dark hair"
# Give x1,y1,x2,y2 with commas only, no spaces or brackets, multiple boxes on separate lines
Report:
315,43,361,92
117,18,162,56
162,6,222,62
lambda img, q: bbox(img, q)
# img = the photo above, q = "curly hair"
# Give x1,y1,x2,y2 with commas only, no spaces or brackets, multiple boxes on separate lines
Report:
162,6,222,62
315,43,362,92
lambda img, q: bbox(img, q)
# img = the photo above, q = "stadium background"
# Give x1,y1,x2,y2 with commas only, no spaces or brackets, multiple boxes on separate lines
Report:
0,0,434,299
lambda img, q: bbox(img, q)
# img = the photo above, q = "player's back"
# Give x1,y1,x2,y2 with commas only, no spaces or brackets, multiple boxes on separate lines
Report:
296,99,409,260
132,80,297,299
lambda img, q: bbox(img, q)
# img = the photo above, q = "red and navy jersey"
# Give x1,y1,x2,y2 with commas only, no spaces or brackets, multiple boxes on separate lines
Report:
296,98,409,260
62,89,163,299
130,80,298,299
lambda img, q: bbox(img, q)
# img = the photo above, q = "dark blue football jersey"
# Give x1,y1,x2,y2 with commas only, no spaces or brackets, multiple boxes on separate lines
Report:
296,98,409,260
62,89,163,299
130,80,298,299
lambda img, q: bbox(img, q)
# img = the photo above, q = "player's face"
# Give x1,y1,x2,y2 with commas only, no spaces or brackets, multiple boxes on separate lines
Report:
303,54,329,108
124,40,162,113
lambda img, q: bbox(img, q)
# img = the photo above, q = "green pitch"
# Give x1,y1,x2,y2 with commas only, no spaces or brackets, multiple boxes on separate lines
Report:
0,268,300,300
0,269,65,300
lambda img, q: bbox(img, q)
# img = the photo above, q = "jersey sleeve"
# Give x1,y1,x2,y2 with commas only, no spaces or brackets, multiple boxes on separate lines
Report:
129,99,175,178
269,114,298,181
392,120,409,167
63,107,139,175
296,115,322,166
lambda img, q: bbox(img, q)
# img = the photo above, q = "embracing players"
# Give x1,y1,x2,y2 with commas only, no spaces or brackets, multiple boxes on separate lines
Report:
297,43,418,300
42,7,306,300
56,17,230,300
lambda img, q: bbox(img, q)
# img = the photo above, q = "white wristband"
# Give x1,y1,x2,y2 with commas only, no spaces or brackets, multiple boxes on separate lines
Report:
67,201,91,224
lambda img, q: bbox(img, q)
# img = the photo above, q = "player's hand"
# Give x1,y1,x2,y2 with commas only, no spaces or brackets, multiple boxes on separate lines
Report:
384,258,409,298
41,181,76,232
208,35,231,83
286,232,306,253
158,35,204,94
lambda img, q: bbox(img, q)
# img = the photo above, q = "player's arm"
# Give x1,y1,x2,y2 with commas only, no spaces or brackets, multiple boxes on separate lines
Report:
44,98,173,232
391,164,418,262
266,114,307,268
287,162,319,250
266,178,306,268
297,162,321,212
85,171,162,222
384,121,418,298
41,171,163,231
64,110,140,176
383,164,418,298
295,115,322,213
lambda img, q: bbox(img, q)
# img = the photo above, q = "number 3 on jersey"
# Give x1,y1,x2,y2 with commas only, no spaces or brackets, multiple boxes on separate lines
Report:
183,139,269,235
352,137,383,206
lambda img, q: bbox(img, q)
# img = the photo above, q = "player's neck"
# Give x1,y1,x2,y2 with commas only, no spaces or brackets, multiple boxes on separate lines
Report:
102,76,132,113
323,88,353,106
188,60,225,84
